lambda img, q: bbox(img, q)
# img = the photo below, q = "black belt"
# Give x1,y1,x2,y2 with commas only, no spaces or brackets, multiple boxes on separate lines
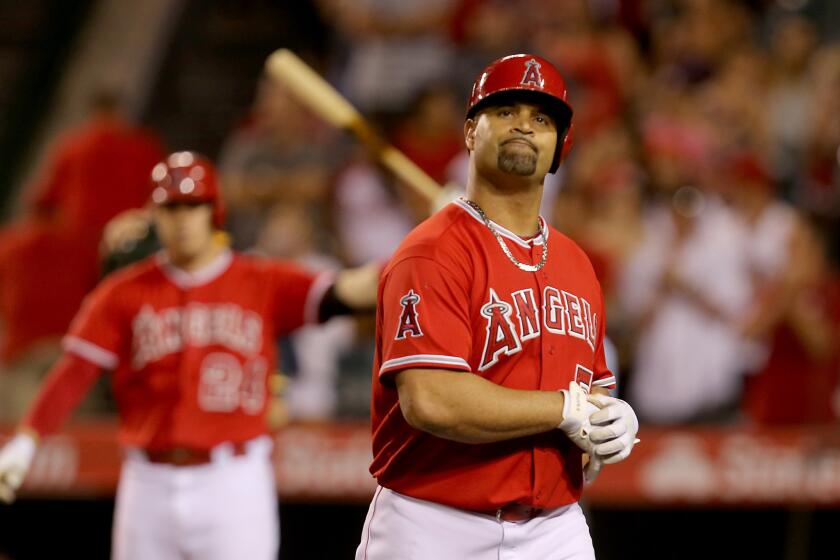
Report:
480,503,544,522
142,442,248,466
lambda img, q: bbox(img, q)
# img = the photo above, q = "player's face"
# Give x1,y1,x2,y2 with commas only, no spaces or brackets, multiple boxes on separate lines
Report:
466,101,557,179
153,202,215,263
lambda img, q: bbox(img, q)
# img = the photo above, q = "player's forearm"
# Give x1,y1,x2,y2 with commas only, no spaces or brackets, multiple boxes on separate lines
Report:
328,262,382,315
739,281,797,339
591,386,610,398
395,368,565,444
786,295,835,361
21,353,103,437
669,278,729,321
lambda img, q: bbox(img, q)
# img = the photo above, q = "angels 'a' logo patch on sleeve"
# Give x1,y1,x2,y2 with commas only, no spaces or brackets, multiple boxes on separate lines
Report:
395,289,423,340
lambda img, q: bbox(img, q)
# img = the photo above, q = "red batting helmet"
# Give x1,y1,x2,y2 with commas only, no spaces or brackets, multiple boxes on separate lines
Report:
149,151,225,228
467,54,574,172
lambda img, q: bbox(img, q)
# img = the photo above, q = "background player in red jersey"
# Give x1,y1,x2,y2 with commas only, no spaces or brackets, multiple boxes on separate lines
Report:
0,151,378,560
356,54,639,559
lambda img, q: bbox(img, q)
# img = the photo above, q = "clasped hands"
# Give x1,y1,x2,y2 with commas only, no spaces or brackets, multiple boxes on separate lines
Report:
557,382,639,483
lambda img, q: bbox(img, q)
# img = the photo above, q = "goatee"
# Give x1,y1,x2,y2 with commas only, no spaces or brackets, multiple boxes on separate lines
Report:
498,149,537,176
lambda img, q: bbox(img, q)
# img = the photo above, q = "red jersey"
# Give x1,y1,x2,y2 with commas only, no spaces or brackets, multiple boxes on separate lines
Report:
62,250,330,451
743,277,840,425
0,220,96,362
29,115,164,244
19,116,165,342
370,199,615,511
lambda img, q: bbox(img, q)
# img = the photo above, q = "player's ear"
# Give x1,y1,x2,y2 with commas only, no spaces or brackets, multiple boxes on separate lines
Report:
464,118,477,151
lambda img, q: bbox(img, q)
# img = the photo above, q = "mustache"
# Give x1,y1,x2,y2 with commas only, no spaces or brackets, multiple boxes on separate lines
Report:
501,136,537,151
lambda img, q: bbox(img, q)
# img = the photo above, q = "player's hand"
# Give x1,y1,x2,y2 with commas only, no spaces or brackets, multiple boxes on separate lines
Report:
100,208,152,257
0,432,37,504
557,381,599,453
586,394,639,465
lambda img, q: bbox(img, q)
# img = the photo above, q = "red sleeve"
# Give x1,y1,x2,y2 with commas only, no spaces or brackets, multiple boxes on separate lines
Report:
22,353,104,436
267,260,326,335
62,280,125,370
590,290,616,390
378,256,472,380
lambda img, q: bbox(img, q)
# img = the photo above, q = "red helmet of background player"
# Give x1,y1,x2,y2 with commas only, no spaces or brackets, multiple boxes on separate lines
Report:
467,54,574,173
149,151,225,228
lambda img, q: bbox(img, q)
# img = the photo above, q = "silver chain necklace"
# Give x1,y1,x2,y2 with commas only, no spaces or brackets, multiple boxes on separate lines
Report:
462,198,548,272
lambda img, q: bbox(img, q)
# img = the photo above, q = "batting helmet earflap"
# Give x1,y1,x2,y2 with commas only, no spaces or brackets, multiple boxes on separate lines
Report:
467,54,574,173
150,151,225,228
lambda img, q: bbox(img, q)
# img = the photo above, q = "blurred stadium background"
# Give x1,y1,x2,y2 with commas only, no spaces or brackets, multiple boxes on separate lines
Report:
1,0,840,558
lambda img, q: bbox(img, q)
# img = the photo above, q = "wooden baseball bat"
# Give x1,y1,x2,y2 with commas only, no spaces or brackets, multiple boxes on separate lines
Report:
265,49,442,203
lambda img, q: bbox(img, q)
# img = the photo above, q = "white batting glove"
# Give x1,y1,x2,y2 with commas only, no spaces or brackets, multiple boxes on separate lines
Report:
583,455,603,485
558,381,599,453
0,433,37,504
587,394,639,465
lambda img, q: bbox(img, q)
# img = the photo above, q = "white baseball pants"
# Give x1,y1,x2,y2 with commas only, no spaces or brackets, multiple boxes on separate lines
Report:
112,436,279,560
356,486,596,560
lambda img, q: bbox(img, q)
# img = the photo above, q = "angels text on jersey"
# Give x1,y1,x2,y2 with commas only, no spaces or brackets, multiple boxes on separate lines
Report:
395,286,598,371
132,303,263,369
130,303,268,415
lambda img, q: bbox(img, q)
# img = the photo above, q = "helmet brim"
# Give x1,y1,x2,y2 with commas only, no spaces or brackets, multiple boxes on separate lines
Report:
465,89,573,132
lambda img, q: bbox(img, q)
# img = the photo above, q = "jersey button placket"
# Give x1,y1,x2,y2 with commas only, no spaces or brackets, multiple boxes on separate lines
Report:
176,286,191,440
531,267,553,392
535,240,553,385
538,242,557,506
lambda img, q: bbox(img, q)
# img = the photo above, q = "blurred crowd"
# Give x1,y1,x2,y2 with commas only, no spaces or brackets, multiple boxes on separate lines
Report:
1,0,839,427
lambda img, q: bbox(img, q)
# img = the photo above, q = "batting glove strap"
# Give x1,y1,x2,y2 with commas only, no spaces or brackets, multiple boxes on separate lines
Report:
557,380,589,433
558,382,599,453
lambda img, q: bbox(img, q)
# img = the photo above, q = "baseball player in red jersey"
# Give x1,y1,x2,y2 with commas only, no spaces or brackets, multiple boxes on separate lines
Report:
356,54,640,559
0,151,377,559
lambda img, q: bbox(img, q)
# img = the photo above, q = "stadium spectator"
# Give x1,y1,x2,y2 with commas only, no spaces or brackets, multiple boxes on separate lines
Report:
217,76,344,251
531,0,637,138
391,84,464,186
617,143,753,424
742,218,840,425
792,44,840,221
317,0,458,123
766,15,820,186
0,88,164,419
24,88,165,257
449,0,528,96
